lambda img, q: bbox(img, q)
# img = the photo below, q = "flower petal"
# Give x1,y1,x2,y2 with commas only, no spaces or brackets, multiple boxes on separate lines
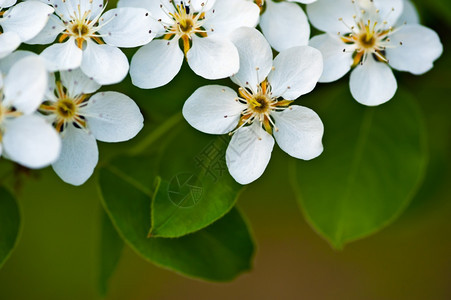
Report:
2,115,61,169
307,0,356,33
350,56,397,106
117,0,173,27
81,41,129,85
3,56,47,114
0,32,21,60
369,0,403,26
0,50,37,78
272,105,324,160
226,122,275,185
60,68,101,97
26,14,65,45
50,0,104,21
1,1,54,42
187,35,239,80
130,39,183,89
386,24,443,75
40,39,83,72
52,124,98,186
0,0,16,8
268,46,323,100
183,85,245,135
396,0,419,26
309,33,353,83
82,91,144,142
98,7,157,48
230,27,273,92
204,0,259,37
190,0,216,12
260,0,310,52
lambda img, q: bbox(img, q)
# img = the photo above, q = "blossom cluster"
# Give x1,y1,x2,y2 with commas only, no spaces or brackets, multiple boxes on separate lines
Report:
0,0,442,185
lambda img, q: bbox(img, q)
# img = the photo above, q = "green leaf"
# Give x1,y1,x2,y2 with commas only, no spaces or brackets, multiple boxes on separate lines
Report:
150,122,243,238
97,165,255,281
0,187,21,268
292,88,428,249
98,210,124,297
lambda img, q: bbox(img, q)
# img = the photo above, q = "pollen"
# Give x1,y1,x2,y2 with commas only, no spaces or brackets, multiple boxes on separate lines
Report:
56,98,77,119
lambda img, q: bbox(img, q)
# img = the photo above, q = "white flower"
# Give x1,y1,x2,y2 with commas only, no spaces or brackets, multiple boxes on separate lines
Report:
0,0,54,59
117,0,260,89
38,68,144,185
31,0,156,85
183,27,324,185
307,0,443,106
257,0,315,52
0,55,61,169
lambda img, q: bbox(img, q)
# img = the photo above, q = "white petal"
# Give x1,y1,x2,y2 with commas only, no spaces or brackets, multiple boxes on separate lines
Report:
230,27,273,91
182,85,245,135
40,39,83,71
190,0,216,11
1,1,54,42
81,41,129,85
0,0,16,8
307,0,356,33
51,0,104,21
386,24,443,75
26,14,65,45
226,122,274,185
82,91,144,142
370,0,403,25
2,115,61,169
309,33,353,83
117,0,173,27
260,1,310,52
268,46,323,100
130,39,183,89
396,0,419,26
287,0,316,3
187,35,239,80
350,56,397,106
0,50,38,77
52,124,98,186
0,32,21,59
272,105,324,160
98,7,157,48
3,56,47,114
204,0,260,37
60,68,101,97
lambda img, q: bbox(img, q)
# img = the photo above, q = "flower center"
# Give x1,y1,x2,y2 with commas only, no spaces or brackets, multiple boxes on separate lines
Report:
230,80,292,135
357,32,377,49
57,4,107,49
39,82,89,133
56,98,77,119
160,2,208,56
249,95,270,114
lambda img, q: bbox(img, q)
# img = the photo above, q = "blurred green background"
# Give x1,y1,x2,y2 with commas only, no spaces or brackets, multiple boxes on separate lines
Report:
0,0,450,299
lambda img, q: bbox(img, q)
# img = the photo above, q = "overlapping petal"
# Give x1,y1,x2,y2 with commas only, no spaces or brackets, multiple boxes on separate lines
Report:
130,39,184,89
187,35,239,80
183,85,245,135
80,41,129,85
349,56,397,106
226,123,275,185
82,92,144,142
230,27,273,92
268,46,323,100
273,105,324,160
52,124,99,186
260,0,310,52
2,115,61,169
